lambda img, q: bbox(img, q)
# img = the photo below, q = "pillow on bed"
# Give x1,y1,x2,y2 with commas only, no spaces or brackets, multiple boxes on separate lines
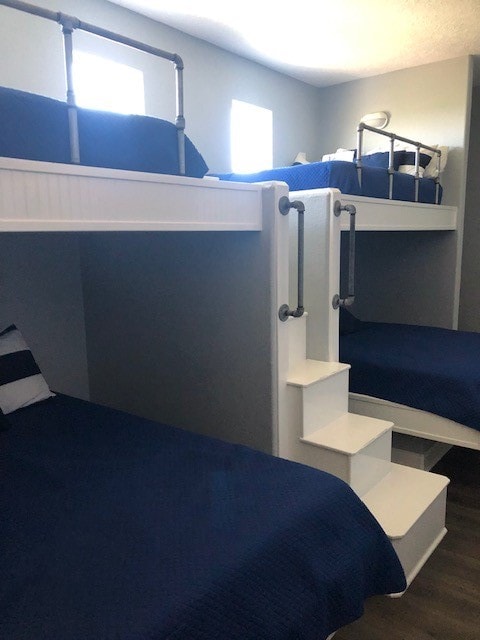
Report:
322,148,356,162
423,145,449,178
397,151,432,177
0,324,54,415
361,150,404,170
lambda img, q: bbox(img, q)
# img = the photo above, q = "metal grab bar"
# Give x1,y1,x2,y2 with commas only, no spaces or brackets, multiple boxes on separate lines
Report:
332,201,356,309
0,0,186,173
278,196,306,322
357,122,442,204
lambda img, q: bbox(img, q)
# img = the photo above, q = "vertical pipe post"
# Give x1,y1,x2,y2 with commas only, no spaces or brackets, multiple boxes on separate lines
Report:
414,145,420,202
356,125,363,189
62,22,80,164
435,149,441,204
174,56,186,176
388,135,395,200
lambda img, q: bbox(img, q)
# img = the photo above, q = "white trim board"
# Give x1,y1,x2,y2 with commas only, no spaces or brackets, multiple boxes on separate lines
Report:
339,194,457,231
349,392,480,451
0,157,263,232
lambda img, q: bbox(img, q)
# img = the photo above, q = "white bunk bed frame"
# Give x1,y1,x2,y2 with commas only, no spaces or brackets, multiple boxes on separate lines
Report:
0,0,463,618
287,185,478,456
0,1,465,459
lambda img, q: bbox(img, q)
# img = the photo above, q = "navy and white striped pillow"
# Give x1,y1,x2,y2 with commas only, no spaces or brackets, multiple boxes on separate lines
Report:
0,324,54,414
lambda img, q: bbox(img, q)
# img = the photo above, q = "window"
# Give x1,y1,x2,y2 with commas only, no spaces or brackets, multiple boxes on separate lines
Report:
230,99,273,173
72,51,145,115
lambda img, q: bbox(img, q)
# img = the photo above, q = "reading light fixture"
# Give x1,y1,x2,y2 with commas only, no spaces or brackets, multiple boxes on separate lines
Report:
360,111,390,129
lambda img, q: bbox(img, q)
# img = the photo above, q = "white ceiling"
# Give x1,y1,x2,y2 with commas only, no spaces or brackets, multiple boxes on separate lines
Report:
108,0,480,87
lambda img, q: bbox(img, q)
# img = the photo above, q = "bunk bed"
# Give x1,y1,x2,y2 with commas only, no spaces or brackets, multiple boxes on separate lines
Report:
218,123,457,232
339,310,480,451
0,2,407,638
221,124,467,453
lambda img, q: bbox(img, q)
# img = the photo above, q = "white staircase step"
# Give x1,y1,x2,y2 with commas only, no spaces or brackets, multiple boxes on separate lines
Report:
287,360,351,436
362,463,450,589
287,359,350,387
301,412,392,455
300,412,393,496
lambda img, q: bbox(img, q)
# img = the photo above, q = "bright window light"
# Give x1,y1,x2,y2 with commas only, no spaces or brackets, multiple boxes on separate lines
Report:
73,51,145,115
230,99,273,173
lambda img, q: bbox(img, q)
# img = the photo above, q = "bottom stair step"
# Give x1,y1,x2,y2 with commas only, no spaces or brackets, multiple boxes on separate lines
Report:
362,463,450,590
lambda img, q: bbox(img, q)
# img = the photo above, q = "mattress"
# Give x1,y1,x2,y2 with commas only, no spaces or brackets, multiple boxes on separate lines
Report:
218,160,442,204
0,85,208,178
0,394,406,639
340,314,480,432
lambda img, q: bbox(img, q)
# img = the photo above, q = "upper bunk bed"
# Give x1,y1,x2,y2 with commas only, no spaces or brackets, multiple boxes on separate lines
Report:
0,0,263,232
218,124,457,232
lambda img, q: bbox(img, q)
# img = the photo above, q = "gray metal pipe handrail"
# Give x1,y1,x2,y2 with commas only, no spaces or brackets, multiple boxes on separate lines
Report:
0,0,186,173
332,201,356,309
278,196,306,322
357,122,442,204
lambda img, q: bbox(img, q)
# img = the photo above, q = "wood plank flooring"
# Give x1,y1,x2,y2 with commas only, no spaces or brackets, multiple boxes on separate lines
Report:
335,447,480,640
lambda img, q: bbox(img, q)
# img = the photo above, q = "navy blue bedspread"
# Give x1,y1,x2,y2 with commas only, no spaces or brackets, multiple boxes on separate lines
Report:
217,161,442,204
0,395,405,639
0,86,208,178
340,320,480,431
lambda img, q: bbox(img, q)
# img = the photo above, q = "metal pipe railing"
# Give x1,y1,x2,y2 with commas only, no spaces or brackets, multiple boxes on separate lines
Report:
357,122,442,204
332,201,356,309
278,196,306,322
0,0,186,173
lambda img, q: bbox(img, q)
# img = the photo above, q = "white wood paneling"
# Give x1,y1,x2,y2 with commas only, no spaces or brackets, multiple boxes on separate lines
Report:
339,194,457,231
0,158,263,232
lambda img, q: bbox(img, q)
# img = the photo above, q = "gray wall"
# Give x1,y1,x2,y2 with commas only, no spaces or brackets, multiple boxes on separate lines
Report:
318,57,473,327
80,227,277,453
0,234,89,398
459,85,480,331
0,0,321,173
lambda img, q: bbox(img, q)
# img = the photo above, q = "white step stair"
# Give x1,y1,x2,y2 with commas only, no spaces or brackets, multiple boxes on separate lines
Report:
286,359,393,495
287,359,350,433
283,315,450,591
362,463,449,590
300,412,392,496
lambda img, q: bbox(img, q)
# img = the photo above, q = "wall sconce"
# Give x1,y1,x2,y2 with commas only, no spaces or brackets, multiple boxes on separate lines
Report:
360,111,390,129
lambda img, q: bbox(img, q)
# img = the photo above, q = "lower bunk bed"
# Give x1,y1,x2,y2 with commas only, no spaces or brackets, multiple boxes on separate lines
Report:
339,310,480,453
0,393,406,640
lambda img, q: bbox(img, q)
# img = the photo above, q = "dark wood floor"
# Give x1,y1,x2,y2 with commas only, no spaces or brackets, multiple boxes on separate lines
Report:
335,447,480,640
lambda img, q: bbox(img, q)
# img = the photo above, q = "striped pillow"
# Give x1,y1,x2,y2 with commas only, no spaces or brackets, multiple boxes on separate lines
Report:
0,324,54,414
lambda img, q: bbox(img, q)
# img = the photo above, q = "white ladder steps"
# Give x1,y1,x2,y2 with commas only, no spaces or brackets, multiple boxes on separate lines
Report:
300,413,392,497
362,463,449,588
287,359,393,496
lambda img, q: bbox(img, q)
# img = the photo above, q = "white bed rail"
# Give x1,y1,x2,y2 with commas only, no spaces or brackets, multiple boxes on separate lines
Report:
0,0,186,174
357,122,442,204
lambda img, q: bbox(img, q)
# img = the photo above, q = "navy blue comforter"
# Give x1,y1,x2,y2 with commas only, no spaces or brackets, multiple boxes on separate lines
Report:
0,86,208,178
218,161,441,204
340,318,480,431
0,395,405,639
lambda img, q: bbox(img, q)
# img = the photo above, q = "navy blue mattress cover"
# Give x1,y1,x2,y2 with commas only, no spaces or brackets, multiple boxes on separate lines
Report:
0,85,208,178
340,316,480,431
0,394,405,639
218,160,442,204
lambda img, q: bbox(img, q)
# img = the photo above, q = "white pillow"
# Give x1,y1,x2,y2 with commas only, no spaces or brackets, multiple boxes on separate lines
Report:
0,324,54,414
423,145,449,178
392,142,448,178
322,148,355,162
